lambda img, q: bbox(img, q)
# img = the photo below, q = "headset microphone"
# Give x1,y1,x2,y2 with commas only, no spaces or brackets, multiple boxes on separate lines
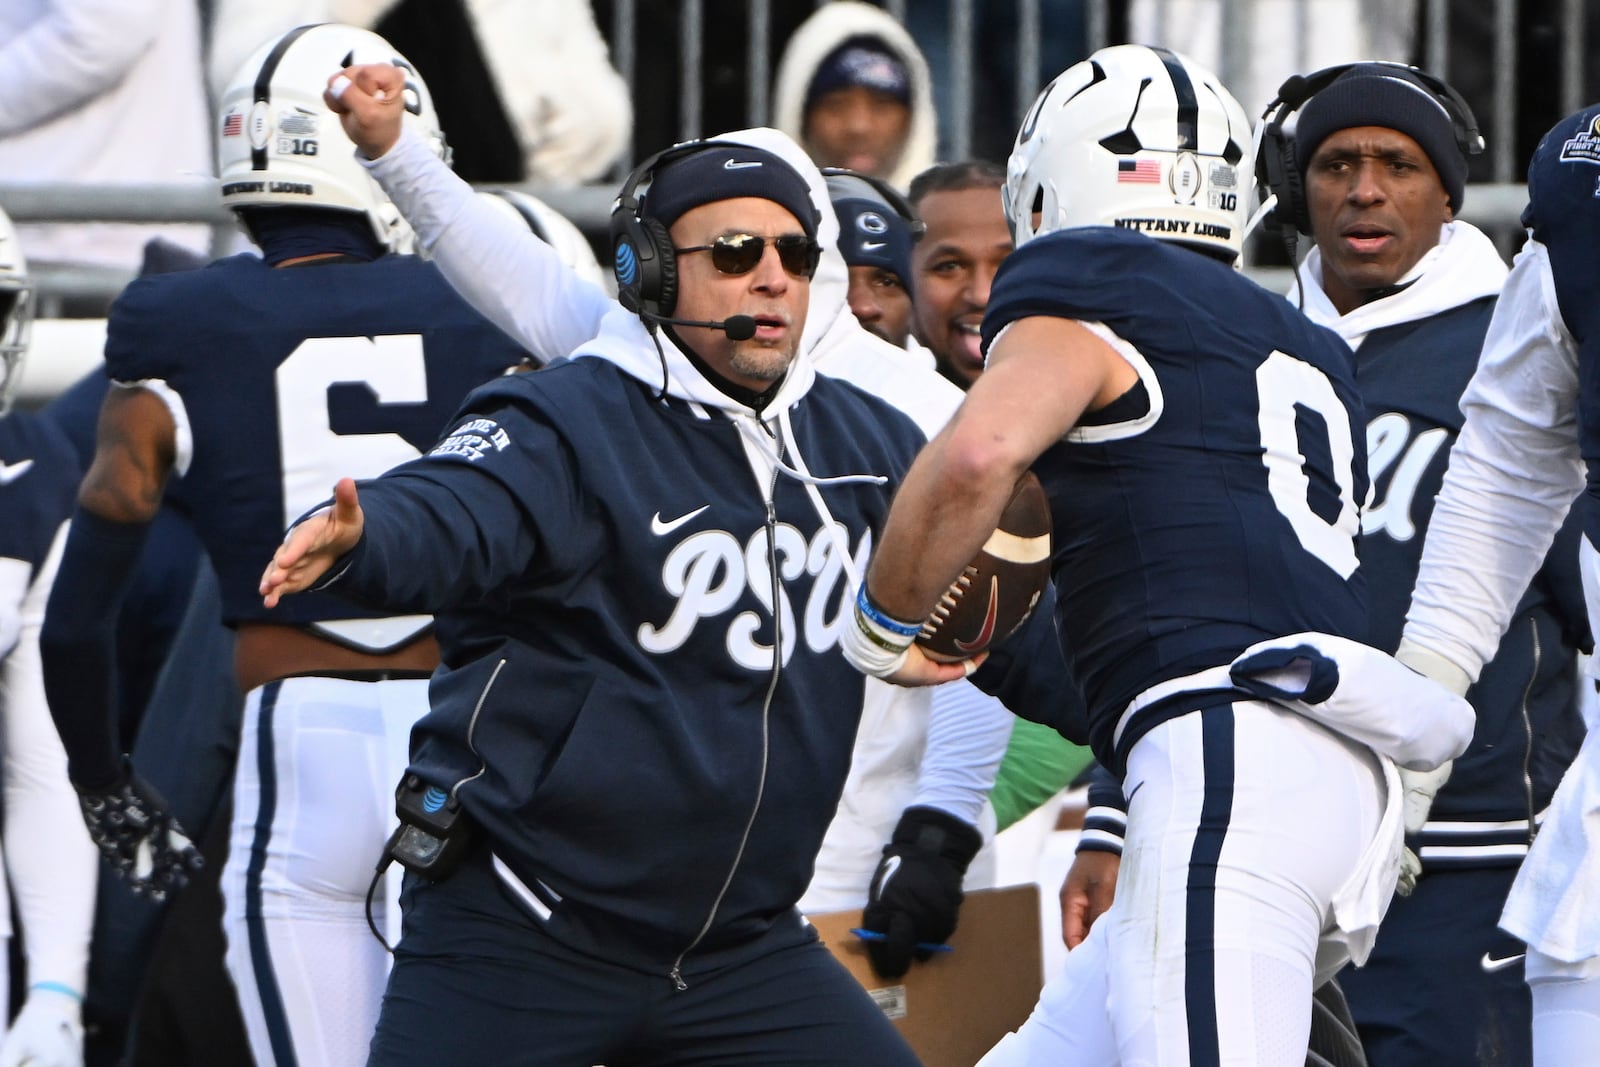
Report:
641,312,758,341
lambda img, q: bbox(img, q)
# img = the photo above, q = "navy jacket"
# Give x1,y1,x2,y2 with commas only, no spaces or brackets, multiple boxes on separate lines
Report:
322,348,931,980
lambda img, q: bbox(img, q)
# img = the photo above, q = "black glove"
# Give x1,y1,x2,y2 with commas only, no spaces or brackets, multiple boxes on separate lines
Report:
860,805,983,978
76,767,203,902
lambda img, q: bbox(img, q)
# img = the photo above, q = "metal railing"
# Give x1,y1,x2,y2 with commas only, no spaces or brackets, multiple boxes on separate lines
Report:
2,0,1588,307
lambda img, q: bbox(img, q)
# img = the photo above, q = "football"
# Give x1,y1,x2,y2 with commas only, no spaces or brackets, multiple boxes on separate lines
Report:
916,471,1052,661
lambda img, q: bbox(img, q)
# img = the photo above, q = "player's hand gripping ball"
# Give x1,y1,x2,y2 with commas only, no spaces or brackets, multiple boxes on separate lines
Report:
916,471,1051,661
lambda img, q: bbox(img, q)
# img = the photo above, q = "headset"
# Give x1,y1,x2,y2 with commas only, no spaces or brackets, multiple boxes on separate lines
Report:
819,166,926,241
610,139,752,319
1255,61,1484,235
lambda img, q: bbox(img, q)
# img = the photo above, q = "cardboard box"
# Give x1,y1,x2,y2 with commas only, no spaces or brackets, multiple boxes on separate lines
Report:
807,883,1043,1067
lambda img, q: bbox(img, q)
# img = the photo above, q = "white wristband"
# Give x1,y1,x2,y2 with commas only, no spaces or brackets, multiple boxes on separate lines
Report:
840,591,915,679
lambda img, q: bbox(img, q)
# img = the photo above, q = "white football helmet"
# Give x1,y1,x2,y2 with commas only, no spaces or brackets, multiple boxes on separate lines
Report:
216,23,449,252
478,189,612,295
1004,44,1253,263
0,206,33,416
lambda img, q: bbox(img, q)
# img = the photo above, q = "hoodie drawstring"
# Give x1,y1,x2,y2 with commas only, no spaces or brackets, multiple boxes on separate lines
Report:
732,407,885,592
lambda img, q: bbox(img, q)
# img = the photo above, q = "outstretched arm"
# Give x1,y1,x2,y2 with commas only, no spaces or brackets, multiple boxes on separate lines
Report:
0,526,96,1066
260,477,365,608
325,63,612,363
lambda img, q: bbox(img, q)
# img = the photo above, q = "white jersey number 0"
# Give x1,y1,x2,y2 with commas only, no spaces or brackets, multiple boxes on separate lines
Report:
1255,350,1361,580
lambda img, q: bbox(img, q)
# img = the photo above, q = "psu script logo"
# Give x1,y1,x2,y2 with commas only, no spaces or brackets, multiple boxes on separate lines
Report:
638,520,872,671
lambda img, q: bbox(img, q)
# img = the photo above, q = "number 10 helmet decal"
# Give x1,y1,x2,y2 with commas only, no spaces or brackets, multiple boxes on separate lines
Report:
216,23,449,253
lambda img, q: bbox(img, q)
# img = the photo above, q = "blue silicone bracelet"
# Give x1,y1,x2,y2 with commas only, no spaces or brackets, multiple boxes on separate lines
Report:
30,981,82,1003
855,586,921,637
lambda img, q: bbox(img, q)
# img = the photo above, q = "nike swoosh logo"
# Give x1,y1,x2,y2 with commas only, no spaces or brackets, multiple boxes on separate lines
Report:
650,505,710,536
1472,953,1523,979
723,159,762,170
954,576,1000,653
860,240,885,251
874,854,902,895
0,459,34,485
1480,951,1525,973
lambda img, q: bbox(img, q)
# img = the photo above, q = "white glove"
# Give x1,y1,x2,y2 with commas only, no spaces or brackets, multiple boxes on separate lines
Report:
1394,760,1453,897
1400,761,1453,836
1391,638,1470,899
0,986,84,1067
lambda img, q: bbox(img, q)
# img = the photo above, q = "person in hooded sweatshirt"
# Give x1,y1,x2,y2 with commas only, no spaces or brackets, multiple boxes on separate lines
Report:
261,59,1079,1066
773,0,938,189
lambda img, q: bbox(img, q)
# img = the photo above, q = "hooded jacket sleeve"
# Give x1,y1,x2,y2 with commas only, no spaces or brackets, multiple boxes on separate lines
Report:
1404,239,1585,681
314,393,571,612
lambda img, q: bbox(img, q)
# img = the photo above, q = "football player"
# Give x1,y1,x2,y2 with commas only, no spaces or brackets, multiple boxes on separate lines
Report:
38,25,531,1067
1402,102,1600,1066
843,45,1470,1065
0,205,98,1067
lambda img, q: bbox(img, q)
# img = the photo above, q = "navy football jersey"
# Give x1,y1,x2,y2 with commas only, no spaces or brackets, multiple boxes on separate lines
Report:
0,409,81,577
1528,105,1600,554
982,228,1369,768
103,253,531,627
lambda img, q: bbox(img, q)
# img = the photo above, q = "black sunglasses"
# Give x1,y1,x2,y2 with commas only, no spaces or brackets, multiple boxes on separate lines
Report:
674,233,820,279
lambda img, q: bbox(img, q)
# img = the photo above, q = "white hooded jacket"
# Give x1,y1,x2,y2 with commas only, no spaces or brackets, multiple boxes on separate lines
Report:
771,1,939,191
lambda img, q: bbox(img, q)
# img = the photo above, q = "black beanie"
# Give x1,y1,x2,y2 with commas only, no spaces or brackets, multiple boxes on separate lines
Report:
643,145,819,240
1295,65,1468,213
806,37,911,112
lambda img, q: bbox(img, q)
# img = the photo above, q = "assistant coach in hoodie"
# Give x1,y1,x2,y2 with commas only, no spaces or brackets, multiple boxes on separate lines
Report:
255,72,1006,1064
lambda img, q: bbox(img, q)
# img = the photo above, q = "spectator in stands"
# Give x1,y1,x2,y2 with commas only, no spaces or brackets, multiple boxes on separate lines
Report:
0,0,211,311
774,0,937,188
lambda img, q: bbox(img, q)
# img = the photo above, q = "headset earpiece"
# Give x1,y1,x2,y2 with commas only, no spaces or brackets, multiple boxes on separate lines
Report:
1255,62,1483,238
610,139,758,320
640,216,677,316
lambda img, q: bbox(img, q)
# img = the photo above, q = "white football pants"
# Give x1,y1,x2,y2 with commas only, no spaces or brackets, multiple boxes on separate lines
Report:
222,675,424,1067
980,699,1383,1067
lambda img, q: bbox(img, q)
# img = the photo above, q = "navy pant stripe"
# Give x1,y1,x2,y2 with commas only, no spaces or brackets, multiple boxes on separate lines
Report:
246,681,299,1067
1185,703,1235,1067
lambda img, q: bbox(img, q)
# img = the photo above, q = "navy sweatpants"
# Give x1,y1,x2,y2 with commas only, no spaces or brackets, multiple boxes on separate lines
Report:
367,848,921,1066
1340,865,1530,1066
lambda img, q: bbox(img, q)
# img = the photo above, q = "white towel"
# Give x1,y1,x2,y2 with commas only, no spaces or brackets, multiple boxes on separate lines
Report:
1315,756,1404,983
1225,632,1475,980
1500,725,1600,962
1227,632,1474,771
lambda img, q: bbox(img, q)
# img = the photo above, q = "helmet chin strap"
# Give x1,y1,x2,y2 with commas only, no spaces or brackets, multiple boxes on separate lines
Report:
1244,193,1278,244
